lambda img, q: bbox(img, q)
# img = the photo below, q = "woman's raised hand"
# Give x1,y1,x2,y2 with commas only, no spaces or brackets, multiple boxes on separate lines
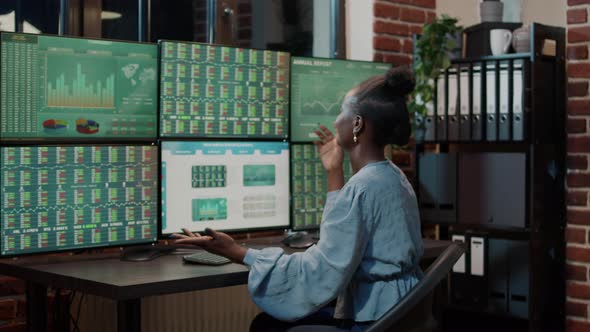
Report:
313,125,344,173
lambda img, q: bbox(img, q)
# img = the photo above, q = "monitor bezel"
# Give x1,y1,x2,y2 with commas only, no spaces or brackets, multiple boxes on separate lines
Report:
0,142,160,258
156,39,291,140
0,31,159,144
158,138,291,236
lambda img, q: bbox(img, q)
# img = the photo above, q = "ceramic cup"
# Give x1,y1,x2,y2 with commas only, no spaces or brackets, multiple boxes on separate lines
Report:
490,29,512,55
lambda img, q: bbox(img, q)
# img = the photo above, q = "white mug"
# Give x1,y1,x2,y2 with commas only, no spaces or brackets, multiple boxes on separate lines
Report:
490,29,513,55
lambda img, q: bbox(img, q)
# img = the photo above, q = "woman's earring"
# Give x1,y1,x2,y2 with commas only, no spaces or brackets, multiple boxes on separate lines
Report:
353,133,358,143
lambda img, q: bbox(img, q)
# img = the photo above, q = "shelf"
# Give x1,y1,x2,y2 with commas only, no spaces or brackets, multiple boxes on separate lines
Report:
453,52,533,63
446,223,531,240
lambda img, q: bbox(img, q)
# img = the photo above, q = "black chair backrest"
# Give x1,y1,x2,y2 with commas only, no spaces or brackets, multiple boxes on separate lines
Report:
364,242,465,332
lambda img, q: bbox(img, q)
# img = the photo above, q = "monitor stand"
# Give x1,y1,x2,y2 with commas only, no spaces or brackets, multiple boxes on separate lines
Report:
120,245,176,262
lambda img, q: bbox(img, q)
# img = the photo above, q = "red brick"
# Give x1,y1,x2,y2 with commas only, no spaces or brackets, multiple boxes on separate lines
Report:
238,29,251,40
401,167,414,179
237,3,251,13
382,0,435,8
383,0,413,5
374,52,385,62
568,320,590,332
568,281,590,299
374,21,410,36
566,227,588,244
412,0,436,9
567,246,590,263
374,36,402,52
402,39,414,54
569,99,590,115
0,299,17,320
569,26,590,43
400,7,426,24
382,53,413,66
568,63,590,78
566,301,588,317
408,25,423,36
569,209,590,225
566,263,588,281
568,45,589,60
568,118,587,133
193,8,206,20
0,322,26,332
569,0,590,5
569,191,589,206
568,8,588,24
392,151,411,166
569,136,590,153
16,298,25,317
569,82,589,97
569,155,589,170
426,11,435,23
238,15,251,27
568,173,590,187
0,277,25,297
374,3,400,19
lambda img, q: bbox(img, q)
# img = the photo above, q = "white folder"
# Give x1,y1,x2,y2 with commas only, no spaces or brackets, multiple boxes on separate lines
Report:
452,234,466,273
470,236,485,276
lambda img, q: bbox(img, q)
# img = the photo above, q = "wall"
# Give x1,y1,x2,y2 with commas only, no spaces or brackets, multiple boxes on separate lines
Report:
346,0,373,60
372,0,435,65
437,0,566,28
566,1,590,331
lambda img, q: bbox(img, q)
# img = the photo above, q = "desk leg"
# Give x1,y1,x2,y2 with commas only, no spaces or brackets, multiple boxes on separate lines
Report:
25,281,47,332
118,298,141,332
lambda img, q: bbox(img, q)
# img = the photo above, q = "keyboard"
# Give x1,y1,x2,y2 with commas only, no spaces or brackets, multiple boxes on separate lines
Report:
182,251,231,265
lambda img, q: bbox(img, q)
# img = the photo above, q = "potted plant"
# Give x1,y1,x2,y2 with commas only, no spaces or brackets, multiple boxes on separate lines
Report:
410,15,462,141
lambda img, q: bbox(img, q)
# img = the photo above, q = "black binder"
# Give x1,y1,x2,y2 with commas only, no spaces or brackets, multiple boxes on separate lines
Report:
499,67,510,141
436,74,447,141
459,69,471,141
513,64,524,141
448,68,459,141
485,64,498,141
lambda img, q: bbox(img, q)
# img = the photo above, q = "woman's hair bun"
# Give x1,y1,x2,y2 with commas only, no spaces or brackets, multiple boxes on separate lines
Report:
385,66,415,97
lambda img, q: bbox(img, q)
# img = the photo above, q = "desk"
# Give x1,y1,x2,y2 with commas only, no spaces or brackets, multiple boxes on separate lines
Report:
0,238,450,332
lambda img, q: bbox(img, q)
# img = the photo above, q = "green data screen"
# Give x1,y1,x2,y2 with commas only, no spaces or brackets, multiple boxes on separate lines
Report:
0,33,158,140
0,145,158,256
290,57,390,142
291,144,353,230
159,41,290,138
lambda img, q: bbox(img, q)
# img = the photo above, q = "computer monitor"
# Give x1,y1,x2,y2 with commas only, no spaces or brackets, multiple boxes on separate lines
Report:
0,144,159,257
0,32,158,141
290,57,391,142
161,141,290,234
290,143,353,231
159,41,290,139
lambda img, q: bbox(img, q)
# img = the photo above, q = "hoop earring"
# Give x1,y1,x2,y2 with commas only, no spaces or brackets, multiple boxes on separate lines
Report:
353,133,358,143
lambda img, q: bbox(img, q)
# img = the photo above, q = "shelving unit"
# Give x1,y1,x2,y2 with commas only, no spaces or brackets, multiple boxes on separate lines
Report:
415,23,566,332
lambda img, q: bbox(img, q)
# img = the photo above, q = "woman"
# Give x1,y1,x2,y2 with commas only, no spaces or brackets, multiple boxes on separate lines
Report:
173,66,423,331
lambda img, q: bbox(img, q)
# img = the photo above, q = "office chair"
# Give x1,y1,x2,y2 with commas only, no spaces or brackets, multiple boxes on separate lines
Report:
286,242,465,332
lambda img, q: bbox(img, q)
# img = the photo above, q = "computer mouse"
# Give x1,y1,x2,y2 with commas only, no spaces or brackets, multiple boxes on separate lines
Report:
282,233,316,249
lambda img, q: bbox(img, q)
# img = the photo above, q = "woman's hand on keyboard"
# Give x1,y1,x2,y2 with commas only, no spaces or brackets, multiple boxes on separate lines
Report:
172,228,247,264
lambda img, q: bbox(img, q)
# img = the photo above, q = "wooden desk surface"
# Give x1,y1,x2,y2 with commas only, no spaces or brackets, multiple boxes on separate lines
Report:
0,238,451,301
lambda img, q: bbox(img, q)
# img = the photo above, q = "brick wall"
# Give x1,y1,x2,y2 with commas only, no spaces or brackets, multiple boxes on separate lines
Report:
373,0,436,65
372,0,436,180
0,277,25,331
237,0,253,48
567,1,590,331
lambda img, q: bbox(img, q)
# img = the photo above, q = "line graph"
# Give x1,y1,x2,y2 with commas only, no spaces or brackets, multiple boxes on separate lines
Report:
290,57,390,142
